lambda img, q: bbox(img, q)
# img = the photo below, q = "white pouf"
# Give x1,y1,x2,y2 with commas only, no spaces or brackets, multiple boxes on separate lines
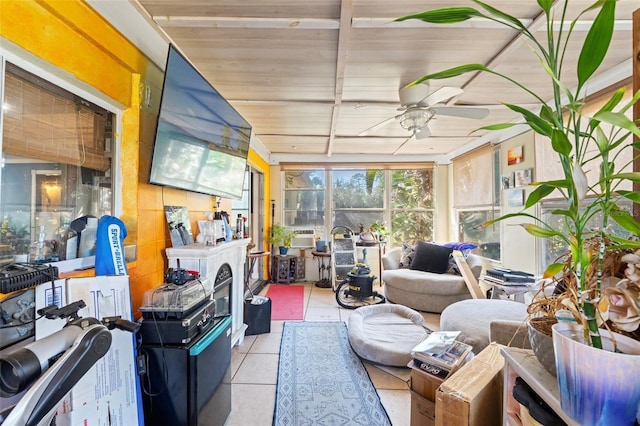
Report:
440,299,529,354
347,304,429,367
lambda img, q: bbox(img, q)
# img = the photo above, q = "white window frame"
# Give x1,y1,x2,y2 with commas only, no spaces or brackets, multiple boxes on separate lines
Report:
0,48,123,272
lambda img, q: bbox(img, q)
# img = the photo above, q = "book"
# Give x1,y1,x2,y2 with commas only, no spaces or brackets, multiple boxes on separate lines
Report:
414,340,473,370
410,358,451,380
411,331,473,372
485,269,535,283
410,350,475,380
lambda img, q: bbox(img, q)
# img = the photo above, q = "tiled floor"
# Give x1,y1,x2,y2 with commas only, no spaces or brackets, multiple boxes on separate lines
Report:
226,282,441,426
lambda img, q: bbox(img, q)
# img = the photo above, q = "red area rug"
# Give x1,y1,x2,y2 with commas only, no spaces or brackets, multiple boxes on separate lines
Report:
265,284,305,320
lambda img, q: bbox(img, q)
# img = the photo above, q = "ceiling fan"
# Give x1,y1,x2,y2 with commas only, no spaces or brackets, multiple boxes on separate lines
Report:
359,84,490,153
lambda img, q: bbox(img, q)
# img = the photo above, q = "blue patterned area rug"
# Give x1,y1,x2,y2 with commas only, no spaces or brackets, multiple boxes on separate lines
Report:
273,321,392,426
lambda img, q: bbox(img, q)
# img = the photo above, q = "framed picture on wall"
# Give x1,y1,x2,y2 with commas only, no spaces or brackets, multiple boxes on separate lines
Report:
507,146,524,165
502,175,511,189
507,189,525,207
514,168,533,187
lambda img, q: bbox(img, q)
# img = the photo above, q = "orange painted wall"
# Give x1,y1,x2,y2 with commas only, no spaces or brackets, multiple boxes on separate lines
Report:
1,0,270,317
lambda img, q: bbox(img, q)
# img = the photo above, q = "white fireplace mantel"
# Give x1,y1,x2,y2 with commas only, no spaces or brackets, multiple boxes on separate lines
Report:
166,239,250,346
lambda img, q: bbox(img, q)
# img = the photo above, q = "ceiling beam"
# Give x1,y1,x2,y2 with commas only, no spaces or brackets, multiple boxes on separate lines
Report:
326,0,353,158
151,15,630,31
152,16,340,29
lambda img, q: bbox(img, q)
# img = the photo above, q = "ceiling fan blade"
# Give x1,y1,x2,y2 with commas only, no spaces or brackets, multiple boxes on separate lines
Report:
431,106,490,120
358,116,397,136
415,126,431,139
392,134,415,155
420,86,464,106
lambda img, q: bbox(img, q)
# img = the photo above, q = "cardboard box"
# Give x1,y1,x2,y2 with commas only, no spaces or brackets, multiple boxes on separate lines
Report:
435,343,505,426
411,389,436,426
410,363,445,402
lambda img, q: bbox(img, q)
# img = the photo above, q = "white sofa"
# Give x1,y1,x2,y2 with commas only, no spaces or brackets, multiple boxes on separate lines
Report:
381,247,484,313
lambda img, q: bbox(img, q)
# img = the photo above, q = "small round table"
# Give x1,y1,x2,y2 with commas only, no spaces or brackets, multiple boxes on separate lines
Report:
311,251,332,288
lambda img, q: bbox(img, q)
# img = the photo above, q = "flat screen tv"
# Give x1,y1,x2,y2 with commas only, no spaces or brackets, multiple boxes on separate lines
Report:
149,44,251,199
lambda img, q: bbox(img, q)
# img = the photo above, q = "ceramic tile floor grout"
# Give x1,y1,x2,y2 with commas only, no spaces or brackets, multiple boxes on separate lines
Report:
225,282,441,426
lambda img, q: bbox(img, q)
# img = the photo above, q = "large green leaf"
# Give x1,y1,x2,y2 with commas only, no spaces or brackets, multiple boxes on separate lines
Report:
396,7,482,24
409,64,490,86
536,0,554,15
473,1,527,31
593,111,640,138
577,0,615,86
539,104,558,126
525,184,556,208
610,173,640,183
608,235,640,250
551,129,572,156
522,223,562,238
504,103,552,136
544,263,566,278
610,209,640,235
617,190,640,204
472,123,520,133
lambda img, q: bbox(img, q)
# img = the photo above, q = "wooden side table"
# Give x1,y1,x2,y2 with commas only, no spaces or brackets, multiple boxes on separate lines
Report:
272,254,298,284
311,251,332,288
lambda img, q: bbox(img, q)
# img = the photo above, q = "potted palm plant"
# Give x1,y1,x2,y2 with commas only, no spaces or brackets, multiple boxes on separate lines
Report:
398,1,640,424
267,223,297,255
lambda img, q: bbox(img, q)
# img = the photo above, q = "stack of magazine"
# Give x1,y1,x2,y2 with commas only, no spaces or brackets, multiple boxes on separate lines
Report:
410,331,473,380
483,267,535,285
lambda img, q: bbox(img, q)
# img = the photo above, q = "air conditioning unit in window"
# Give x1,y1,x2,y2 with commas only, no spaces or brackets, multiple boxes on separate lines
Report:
291,229,316,249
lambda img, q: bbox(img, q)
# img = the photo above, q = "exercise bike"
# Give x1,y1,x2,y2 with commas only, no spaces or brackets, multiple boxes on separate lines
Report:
335,263,386,309
0,300,140,426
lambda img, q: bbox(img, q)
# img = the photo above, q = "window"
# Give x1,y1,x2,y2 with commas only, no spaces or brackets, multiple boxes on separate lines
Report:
390,169,434,246
332,170,384,233
453,145,501,260
1,62,115,263
540,199,635,268
283,170,325,228
282,168,434,247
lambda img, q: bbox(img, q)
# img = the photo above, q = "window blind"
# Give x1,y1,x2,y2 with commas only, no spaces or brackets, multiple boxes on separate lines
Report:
452,144,494,208
2,67,111,172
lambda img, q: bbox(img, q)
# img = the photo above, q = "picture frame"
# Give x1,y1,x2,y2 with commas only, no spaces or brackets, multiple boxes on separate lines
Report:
507,146,523,165
507,189,525,207
514,168,533,187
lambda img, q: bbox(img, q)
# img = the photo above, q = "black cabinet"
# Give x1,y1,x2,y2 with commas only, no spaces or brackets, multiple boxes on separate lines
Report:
273,255,305,283
140,316,232,426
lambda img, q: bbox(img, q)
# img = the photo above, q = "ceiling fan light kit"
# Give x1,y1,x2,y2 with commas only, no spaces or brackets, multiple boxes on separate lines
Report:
398,108,435,134
360,83,490,140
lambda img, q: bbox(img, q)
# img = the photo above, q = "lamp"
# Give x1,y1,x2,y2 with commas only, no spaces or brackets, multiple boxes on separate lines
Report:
398,109,435,134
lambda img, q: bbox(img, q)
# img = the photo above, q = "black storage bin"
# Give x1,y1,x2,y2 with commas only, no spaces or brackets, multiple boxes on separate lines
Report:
244,297,271,335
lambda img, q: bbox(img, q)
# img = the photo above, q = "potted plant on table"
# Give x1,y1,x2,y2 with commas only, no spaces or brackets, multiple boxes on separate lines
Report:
267,223,297,255
369,221,390,243
398,1,640,424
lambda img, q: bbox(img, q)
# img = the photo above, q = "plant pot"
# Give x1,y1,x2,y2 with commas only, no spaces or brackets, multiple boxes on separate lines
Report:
279,246,289,255
527,317,557,377
552,322,640,425
315,241,326,252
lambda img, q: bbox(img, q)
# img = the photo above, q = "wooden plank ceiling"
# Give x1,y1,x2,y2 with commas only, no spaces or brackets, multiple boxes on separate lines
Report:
133,0,637,162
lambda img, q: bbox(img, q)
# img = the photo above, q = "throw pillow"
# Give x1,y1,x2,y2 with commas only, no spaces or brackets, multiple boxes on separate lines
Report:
409,241,454,274
399,242,416,268
443,241,478,256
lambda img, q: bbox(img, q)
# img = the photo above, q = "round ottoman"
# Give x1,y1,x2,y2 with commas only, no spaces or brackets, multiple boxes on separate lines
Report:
347,304,429,367
440,299,528,354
